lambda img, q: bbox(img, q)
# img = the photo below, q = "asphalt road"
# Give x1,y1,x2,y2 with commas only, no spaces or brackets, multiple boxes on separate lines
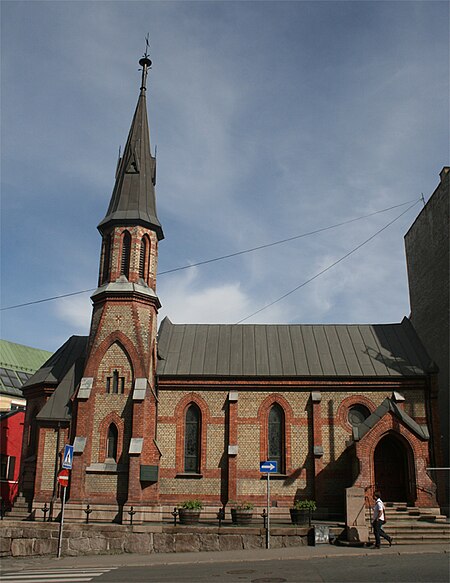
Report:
94,552,449,582
3,551,448,583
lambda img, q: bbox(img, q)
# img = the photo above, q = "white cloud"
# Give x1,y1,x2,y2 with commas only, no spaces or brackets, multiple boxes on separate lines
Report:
55,295,92,336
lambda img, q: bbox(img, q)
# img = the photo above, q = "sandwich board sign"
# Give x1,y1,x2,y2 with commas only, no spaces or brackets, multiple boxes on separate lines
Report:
62,444,74,470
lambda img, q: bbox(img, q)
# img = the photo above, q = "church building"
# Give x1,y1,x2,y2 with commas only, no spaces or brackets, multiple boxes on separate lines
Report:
18,55,445,523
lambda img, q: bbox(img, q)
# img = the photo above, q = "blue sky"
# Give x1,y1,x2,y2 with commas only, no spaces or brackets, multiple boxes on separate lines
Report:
1,1,448,353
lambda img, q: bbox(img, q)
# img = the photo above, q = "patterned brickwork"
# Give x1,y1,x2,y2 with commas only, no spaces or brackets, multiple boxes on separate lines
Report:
237,424,260,469
85,473,127,494
206,425,225,467
41,430,57,491
158,423,176,468
158,477,221,498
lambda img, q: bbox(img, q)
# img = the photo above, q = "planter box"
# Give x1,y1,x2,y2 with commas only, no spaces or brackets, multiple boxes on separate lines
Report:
231,509,253,525
178,508,201,525
290,508,311,526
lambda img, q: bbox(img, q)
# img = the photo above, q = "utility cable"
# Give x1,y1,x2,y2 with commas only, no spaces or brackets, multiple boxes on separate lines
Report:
235,199,421,324
158,199,419,275
1,198,420,312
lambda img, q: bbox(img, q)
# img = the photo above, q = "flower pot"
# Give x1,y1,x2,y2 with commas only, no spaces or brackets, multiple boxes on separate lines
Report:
290,508,311,526
178,508,201,525
231,508,253,525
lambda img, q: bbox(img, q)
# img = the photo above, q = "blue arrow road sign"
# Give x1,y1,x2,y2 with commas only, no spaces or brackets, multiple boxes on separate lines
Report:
260,460,278,473
62,444,74,470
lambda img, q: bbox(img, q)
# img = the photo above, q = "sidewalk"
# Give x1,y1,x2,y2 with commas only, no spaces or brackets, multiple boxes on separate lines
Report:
2,542,449,572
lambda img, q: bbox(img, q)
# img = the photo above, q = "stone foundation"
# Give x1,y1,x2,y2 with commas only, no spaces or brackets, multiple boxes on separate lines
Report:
1,521,309,558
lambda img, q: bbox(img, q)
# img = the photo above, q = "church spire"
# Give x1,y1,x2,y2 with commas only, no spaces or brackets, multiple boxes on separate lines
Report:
98,50,164,240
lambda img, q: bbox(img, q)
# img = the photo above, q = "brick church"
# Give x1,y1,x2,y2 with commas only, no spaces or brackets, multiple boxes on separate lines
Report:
18,55,446,523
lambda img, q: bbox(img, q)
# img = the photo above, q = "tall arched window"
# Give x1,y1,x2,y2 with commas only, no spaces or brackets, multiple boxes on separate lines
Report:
268,403,284,473
184,404,201,473
101,233,112,284
106,424,118,461
139,235,149,280
120,231,131,279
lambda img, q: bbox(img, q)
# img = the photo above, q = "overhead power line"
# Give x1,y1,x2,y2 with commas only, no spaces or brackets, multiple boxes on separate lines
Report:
1,198,420,312
158,199,419,275
235,199,421,324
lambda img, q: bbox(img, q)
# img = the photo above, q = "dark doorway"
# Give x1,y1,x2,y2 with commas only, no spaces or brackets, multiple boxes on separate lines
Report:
374,435,410,502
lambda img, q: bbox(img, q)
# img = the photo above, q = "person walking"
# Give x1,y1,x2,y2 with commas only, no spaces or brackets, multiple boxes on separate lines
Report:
372,491,393,548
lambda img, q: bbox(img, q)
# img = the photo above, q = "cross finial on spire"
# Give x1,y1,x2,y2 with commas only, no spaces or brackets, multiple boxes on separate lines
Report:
139,34,152,93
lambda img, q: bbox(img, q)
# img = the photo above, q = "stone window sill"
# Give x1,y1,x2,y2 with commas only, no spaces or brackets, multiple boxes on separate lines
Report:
175,472,203,479
86,462,127,474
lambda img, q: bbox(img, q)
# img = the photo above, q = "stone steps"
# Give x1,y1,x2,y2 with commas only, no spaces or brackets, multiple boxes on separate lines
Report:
366,503,450,544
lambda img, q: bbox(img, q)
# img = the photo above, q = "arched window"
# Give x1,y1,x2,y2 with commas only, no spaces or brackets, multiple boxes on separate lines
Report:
106,424,118,461
101,233,112,284
268,403,284,473
184,404,201,473
139,236,149,280
120,231,131,279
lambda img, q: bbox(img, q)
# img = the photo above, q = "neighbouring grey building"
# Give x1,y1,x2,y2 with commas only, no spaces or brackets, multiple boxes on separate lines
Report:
405,166,449,511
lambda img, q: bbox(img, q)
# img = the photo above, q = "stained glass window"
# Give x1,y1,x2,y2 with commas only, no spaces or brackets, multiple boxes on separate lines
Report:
184,404,201,473
268,404,284,473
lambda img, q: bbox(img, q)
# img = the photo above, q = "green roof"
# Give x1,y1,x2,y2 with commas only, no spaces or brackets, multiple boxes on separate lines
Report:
0,339,53,398
0,340,53,373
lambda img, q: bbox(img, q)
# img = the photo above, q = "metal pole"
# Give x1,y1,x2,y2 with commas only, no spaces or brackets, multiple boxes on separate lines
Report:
57,485,67,558
266,473,270,549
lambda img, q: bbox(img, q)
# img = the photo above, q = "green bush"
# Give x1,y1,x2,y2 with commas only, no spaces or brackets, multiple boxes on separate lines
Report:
292,499,316,511
180,499,203,510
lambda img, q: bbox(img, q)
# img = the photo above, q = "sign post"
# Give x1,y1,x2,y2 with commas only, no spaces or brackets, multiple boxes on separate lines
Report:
56,468,70,558
259,461,277,549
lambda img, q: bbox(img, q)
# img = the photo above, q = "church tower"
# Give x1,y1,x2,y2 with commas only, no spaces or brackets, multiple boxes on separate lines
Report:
69,52,163,516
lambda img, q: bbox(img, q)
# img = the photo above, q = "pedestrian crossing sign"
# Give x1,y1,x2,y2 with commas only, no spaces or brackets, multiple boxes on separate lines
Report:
62,444,74,469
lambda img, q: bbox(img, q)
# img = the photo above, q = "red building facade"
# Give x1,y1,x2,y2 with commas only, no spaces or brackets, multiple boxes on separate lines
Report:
1,409,25,510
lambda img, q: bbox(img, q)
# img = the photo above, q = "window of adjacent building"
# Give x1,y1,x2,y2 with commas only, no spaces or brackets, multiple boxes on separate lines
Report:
120,231,131,279
0,454,16,481
0,367,24,389
348,404,371,427
106,370,124,394
184,404,201,473
106,424,118,461
268,403,285,473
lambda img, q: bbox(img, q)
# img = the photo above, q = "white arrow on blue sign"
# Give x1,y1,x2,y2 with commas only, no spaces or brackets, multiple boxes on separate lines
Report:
62,444,74,470
259,460,278,473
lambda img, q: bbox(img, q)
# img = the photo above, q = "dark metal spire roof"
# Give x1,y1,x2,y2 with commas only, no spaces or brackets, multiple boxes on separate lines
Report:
98,55,164,239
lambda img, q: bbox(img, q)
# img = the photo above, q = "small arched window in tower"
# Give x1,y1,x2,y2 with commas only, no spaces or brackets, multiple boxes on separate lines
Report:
101,233,112,284
106,423,118,461
184,404,201,473
268,403,285,473
120,231,131,279
139,235,150,280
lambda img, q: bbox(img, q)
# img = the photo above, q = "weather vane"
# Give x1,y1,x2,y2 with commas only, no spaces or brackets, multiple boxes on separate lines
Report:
143,33,150,59
139,33,152,92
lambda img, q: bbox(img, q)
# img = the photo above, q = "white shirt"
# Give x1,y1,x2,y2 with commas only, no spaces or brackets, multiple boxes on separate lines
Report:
373,498,385,521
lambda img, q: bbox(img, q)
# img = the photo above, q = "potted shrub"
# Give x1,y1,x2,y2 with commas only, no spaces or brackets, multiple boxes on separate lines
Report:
231,501,254,525
178,499,202,524
290,499,316,526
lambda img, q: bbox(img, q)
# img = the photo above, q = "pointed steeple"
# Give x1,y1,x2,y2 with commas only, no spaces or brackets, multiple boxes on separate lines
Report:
98,54,164,240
